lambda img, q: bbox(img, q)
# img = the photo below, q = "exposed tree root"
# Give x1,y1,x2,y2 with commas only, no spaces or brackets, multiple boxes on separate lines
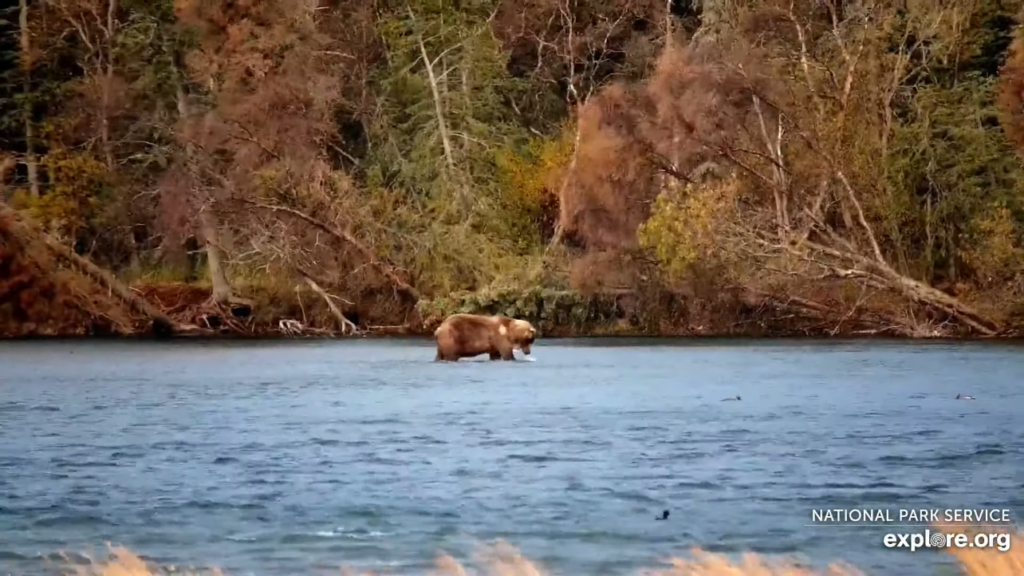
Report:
198,206,255,315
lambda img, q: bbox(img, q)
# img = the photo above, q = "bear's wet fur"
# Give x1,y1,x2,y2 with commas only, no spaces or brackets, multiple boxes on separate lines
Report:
433,313,538,362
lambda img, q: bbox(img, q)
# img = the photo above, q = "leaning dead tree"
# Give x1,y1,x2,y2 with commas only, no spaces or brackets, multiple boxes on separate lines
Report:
707,0,1003,336
302,274,358,334
572,0,1004,336
234,197,422,303
0,198,203,335
751,170,1001,336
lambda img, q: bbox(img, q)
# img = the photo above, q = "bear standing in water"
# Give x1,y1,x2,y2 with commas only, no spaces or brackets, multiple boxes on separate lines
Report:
433,313,538,361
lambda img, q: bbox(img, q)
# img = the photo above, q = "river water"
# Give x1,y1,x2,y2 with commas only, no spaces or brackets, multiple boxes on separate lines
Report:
0,338,1021,575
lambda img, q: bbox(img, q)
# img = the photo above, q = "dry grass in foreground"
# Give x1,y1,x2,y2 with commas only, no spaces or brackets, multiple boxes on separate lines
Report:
59,529,1023,576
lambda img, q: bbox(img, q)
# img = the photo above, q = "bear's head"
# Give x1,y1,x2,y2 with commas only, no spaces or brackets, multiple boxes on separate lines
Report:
506,318,537,355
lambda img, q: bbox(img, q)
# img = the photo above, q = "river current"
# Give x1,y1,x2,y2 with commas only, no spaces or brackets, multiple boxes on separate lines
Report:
0,338,1021,575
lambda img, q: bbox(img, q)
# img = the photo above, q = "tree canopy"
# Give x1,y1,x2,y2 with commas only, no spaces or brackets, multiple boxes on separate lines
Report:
2,0,1024,336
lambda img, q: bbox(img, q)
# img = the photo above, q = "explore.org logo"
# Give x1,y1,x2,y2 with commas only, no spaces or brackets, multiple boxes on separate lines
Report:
806,508,1016,554
883,530,1012,552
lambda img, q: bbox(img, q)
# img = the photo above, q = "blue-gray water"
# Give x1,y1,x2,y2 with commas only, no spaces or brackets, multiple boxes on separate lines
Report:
0,338,1022,575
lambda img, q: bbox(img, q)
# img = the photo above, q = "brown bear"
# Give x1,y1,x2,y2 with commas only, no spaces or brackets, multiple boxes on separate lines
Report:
433,313,538,361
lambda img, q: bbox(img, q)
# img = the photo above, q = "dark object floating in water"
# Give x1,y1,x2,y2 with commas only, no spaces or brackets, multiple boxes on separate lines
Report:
722,395,741,401
656,510,669,520
956,394,975,400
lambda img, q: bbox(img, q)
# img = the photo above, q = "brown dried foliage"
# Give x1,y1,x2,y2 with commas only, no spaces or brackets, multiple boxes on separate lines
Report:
568,249,640,294
0,210,135,337
0,218,65,334
158,0,343,240
187,0,340,162
998,23,1024,158
559,44,754,253
493,0,666,92
562,83,657,250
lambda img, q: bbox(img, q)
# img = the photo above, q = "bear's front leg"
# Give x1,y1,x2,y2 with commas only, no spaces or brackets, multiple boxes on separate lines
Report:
496,338,516,361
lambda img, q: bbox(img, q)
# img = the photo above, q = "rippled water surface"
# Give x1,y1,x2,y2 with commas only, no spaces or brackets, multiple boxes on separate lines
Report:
1,338,1022,575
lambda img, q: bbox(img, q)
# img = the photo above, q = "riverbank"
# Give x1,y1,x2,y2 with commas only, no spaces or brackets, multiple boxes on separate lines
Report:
4,200,1022,341
3,277,1024,341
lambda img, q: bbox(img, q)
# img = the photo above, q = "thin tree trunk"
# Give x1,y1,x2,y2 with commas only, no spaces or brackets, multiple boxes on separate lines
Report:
925,194,934,283
303,275,357,334
198,207,236,306
126,231,140,271
0,155,16,200
19,0,39,198
100,0,116,169
548,112,584,251
175,80,249,309
416,31,454,175
665,0,673,45
663,1,681,200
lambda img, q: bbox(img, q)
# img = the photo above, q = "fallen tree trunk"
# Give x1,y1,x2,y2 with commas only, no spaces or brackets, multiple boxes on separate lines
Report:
887,270,1000,336
796,238,1001,336
744,287,936,337
750,187,1002,336
0,200,201,336
301,274,358,335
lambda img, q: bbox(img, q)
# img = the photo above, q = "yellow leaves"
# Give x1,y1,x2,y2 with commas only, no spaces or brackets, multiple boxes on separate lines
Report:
490,126,574,252
23,150,109,240
495,127,574,214
962,201,1024,283
638,177,741,281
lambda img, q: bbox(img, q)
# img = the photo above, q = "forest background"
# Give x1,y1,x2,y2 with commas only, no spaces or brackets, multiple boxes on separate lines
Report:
4,0,1024,339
